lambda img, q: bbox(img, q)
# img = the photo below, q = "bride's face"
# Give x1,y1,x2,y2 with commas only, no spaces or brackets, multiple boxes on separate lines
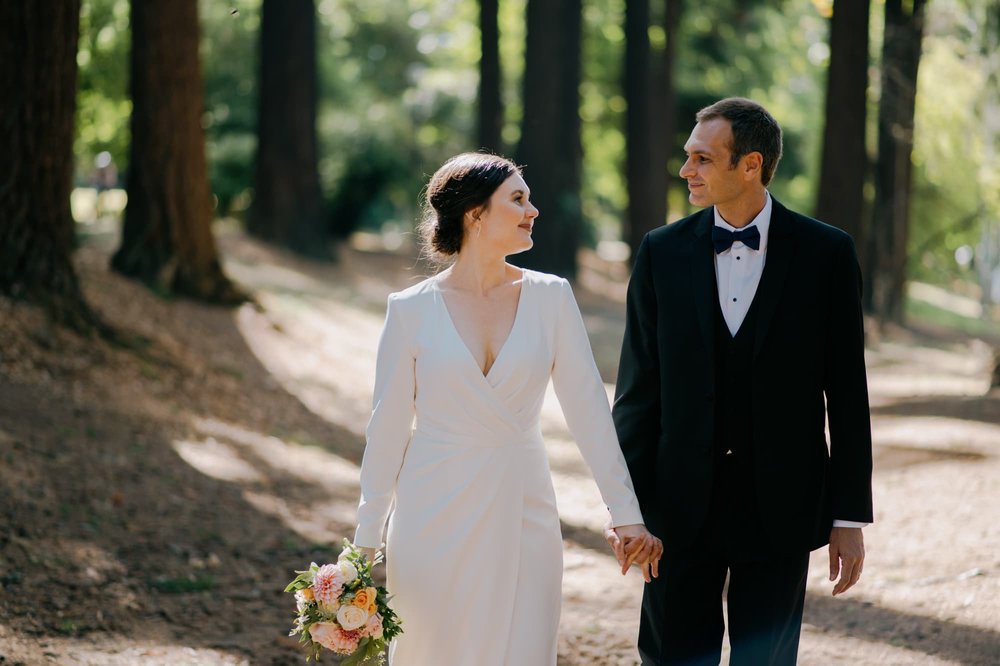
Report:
471,174,539,257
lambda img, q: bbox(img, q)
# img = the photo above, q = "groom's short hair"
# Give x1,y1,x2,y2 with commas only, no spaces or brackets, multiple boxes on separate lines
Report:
696,98,783,186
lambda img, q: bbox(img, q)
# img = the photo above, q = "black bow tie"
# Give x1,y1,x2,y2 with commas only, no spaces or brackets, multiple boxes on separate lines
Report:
712,225,761,253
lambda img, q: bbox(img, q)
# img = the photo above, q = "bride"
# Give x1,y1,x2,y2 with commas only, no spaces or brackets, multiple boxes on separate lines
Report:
353,152,662,665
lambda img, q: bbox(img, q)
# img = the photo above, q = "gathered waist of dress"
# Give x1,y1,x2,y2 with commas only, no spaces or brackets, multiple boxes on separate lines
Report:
411,422,544,450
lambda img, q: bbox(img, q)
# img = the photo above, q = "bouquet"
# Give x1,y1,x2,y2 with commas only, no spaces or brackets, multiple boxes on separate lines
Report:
285,540,402,663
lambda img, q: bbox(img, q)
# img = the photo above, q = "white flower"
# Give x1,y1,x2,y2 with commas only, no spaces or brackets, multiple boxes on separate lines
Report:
338,559,359,584
336,604,369,631
295,590,311,613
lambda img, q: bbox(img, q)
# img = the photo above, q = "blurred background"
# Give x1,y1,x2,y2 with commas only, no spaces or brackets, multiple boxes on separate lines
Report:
4,0,999,327
2,0,999,664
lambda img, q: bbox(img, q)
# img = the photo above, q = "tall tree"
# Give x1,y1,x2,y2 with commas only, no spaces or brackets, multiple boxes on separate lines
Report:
815,0,871,252
247,0,328,259
652,0,681,223
868,0,927,322
114,0,240,302
0,0,96,327
625,0,682,262
515,0,583,278
624,0,654,260
477,0,504,154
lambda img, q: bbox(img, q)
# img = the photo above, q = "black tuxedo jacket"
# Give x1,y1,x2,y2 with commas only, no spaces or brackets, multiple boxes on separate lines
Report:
612,198,874,555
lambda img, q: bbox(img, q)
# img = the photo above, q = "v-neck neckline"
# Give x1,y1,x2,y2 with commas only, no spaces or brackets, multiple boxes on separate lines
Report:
434,269,528,380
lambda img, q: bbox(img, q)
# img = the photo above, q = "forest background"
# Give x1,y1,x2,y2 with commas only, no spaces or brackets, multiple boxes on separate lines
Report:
1,0,999,664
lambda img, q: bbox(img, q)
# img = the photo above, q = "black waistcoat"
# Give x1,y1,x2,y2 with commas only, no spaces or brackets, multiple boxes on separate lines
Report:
705,285,767,558
712,285,761,460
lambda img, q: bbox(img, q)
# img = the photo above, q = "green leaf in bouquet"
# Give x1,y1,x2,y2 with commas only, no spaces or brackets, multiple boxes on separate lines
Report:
284,563,320,593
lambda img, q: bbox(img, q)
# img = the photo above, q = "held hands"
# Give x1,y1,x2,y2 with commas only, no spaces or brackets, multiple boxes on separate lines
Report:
604,521,663,583
828,527,865,596
359,546,379,564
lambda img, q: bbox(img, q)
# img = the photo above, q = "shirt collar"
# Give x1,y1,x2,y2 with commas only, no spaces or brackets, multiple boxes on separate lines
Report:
712,192,772,253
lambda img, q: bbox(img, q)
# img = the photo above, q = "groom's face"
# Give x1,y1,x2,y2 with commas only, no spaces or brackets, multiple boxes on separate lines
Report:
680,119,748,210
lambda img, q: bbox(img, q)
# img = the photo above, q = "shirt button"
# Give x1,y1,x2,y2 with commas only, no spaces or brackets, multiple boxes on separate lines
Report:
732,298,737,302
736,256,741,261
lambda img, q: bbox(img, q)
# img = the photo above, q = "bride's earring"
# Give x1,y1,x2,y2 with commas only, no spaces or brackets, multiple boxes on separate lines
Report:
475,218,482,239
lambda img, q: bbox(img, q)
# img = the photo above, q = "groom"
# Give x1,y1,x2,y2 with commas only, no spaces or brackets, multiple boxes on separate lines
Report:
610,98,873,665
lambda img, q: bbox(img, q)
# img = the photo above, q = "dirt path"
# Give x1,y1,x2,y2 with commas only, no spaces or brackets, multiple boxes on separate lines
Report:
1,229,998,665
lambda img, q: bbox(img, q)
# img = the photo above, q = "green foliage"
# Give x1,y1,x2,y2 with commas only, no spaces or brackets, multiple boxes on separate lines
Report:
580,0,627,237
908,0,998,284
328,139,414,238
201,0,261,216
673,0,827,215
316,0,480,236
76,0,130,184
70,0,988,280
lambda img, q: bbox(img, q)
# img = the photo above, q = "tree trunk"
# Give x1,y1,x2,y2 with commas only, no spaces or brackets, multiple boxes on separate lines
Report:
477,0,504,154
247,0,329,259
114,0,240,302
815,0,871,251
626,0,681,263
655,0,681,224
868,0,926,323
515,0,583,279
0,0,96,328
624,0,654,261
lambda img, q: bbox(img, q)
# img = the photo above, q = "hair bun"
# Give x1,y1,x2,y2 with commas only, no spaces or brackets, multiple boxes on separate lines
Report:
417,152,520,262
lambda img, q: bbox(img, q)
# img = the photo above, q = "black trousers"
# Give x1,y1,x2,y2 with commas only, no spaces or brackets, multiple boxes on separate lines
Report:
638,456,811,665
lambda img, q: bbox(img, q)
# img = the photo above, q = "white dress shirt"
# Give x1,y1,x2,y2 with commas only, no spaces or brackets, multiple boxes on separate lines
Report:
712,193,867,530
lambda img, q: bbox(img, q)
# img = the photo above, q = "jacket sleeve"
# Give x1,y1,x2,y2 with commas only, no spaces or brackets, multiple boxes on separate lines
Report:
354,294,417,547
551,279,645,527
824,235,874,523
611,235,661,513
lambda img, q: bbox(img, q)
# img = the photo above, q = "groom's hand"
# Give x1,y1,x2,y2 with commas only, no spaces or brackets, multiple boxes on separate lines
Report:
604,522,662,582
828,527,865,596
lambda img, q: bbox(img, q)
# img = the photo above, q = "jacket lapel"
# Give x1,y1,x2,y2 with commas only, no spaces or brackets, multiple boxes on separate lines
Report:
753,198,796,360
689,209,716,364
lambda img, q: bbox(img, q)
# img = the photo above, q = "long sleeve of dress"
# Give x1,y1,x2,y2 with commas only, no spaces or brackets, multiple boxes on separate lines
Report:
550,280,645,528
355,294,416,548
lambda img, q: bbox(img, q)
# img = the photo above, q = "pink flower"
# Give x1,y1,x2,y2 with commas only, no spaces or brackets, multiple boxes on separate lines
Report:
362,613,384,639
311,564,345,608
310,621,361,655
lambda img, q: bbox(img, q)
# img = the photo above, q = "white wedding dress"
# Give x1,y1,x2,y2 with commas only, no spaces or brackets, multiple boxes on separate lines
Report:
354,269,643,666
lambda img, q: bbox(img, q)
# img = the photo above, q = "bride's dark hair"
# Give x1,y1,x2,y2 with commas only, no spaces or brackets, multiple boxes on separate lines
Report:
418,152,520,261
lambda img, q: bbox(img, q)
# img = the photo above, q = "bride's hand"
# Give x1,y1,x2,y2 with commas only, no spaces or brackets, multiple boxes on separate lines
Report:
359,547,378,563
605,522,662,582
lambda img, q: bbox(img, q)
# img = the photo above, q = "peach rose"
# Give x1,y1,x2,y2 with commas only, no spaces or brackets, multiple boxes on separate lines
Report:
352,587,377,610
301,587,314,601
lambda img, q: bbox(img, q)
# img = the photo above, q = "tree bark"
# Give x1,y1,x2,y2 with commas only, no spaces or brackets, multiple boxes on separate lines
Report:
0,0,96,328
815,0,871,251
654,0,681,224
625,0,681,263
247,0,329,259
114,0,240,302
624,0,654,261
868,0,927,322
515,0,583,279
477,0,504,154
